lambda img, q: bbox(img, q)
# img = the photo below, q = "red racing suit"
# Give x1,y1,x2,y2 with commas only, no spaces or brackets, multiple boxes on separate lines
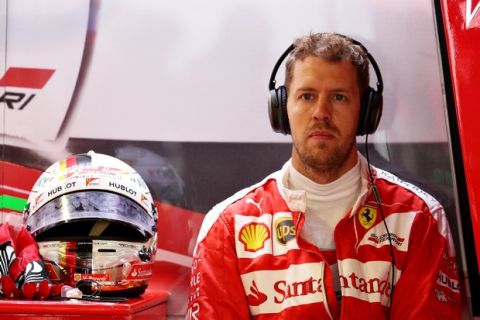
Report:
187,155,461,319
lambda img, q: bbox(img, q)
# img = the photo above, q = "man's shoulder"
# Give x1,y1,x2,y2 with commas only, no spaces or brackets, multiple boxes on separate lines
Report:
208,172,282,218
374,166,442,211
194,170,283,250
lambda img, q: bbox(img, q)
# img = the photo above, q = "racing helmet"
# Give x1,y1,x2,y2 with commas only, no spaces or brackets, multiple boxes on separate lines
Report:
24,151,158,296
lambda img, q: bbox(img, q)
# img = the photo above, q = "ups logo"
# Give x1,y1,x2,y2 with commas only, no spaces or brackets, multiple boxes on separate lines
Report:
275,217,296,245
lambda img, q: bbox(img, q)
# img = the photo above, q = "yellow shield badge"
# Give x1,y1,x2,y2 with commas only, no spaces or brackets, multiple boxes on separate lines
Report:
239,222,270,252
358,206,377,229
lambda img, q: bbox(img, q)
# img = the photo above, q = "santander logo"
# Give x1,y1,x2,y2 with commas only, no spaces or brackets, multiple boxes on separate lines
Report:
241,261,396,316
340,271,392,298
247,272,390,307
247,281,267,306
241,263,326,314
273,276,323,304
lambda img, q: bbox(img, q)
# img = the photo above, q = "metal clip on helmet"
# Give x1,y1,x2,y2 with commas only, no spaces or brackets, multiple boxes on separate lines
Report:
24,151,158,297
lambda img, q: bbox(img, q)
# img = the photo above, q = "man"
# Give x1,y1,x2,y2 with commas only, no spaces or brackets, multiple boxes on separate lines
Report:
187,33,461,319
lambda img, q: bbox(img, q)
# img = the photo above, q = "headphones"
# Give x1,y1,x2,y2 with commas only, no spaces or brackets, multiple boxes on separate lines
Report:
268,34,384,136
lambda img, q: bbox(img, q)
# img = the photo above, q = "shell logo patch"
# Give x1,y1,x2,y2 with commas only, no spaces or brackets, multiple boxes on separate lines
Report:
358,206,377,229
239,223,270,252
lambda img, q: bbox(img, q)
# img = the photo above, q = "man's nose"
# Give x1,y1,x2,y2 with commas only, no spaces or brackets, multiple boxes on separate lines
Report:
312,97,332,121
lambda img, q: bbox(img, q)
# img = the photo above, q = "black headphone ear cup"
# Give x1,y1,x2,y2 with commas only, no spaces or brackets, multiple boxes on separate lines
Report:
357,87,383,136
278,86,290,134
369,91,383,134
268,85,290,134
268,89,281,133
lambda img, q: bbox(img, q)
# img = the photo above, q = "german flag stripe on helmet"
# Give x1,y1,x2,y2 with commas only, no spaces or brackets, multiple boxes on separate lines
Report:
59,154,92,173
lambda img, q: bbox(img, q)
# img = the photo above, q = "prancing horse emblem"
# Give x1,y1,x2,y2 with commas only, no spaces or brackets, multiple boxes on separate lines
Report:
358,206,377,229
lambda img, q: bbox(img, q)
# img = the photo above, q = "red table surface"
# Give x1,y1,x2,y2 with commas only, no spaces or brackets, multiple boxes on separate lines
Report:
0,289,169,320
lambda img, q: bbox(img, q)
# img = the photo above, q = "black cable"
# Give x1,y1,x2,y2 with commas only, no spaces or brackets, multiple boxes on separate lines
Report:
364,134,396,309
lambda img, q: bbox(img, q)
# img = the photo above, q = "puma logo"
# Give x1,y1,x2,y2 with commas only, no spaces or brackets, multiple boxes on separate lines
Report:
246,198,263,212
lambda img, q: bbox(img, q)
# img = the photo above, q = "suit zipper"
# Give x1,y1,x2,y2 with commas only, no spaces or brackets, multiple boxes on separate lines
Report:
320,262,335,320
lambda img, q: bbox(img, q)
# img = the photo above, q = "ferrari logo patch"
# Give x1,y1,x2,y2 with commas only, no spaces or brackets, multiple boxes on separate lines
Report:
358,206,377,229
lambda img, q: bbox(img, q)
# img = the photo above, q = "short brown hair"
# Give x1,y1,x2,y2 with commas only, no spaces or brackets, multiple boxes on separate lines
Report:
284,33,369,94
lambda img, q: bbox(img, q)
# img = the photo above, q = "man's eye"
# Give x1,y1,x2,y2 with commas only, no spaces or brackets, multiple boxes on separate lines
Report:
333,94,346,102
300,93,315,101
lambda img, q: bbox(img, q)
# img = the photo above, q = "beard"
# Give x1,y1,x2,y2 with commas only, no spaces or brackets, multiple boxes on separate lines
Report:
291,125,356,178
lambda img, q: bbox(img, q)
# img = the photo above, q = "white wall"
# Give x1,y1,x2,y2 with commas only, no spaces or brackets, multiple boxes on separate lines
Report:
2,0,448,151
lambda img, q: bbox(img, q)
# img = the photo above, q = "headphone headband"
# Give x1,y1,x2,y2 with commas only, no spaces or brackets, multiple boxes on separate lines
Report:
348,38,383,94
269,44,295,91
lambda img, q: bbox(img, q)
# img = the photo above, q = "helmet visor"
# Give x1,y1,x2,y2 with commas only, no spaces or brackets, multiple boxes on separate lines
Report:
26,191,156,240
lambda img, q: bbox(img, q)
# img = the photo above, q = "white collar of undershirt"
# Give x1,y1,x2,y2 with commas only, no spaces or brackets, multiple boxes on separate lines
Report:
288,159,361,201
287,159,362,251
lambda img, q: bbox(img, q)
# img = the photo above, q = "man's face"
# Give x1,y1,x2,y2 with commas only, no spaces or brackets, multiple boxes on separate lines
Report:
287,56,361,183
